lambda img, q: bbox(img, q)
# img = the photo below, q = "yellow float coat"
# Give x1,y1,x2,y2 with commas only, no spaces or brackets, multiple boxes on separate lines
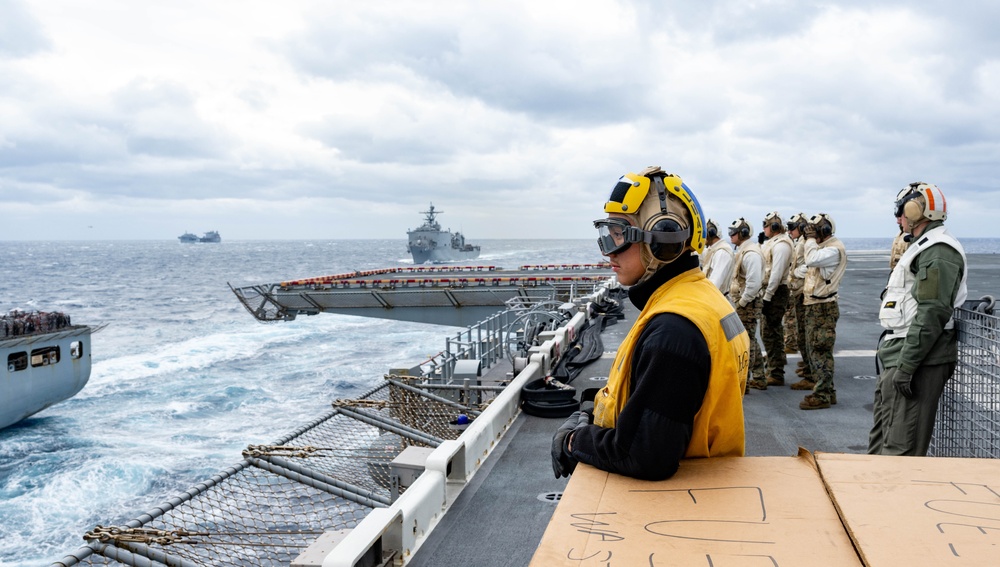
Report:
593,268,749,457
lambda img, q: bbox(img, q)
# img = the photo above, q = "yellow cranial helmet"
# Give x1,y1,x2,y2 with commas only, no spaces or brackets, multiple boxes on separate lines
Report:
597,166,706,260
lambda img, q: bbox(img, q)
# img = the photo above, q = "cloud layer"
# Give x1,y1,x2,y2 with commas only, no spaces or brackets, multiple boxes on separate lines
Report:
1,0,998,240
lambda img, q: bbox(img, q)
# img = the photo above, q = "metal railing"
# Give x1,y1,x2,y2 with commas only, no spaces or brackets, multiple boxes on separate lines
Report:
929,296,1000,458
51,283,602,567
423,291,589,383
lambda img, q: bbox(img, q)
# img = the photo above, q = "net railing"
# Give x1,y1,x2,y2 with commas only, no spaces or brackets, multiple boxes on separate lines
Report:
928,297,1000,458
54,377,504,567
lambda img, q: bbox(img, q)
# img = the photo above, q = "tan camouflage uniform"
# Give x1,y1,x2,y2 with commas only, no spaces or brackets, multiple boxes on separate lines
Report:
731,238,765,387
800,232,847,405
889,229,909,270
760,230,794,382
787,236,811,382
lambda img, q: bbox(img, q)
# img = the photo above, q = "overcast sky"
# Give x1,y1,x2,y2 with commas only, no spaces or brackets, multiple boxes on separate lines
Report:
2,0,998,241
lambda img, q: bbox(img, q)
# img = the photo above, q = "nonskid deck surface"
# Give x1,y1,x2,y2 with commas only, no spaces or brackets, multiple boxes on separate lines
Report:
408,251,1000,567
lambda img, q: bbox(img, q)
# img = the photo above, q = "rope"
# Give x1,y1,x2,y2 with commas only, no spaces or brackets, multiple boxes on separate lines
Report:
332,399,392,409
83,525,322,547
242,445,334,458
84,526,203,546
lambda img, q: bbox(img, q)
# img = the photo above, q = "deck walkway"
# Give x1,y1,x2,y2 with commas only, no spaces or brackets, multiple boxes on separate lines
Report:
409,250,1000,567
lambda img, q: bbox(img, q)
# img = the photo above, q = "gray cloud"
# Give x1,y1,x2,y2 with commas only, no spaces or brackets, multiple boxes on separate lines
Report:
0,0,50,57
280,5,652,125
1,1,998,240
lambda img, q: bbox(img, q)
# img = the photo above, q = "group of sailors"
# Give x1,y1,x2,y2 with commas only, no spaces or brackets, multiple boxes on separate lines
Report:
1,310,73,337
696,181,966,459
700,212,846,410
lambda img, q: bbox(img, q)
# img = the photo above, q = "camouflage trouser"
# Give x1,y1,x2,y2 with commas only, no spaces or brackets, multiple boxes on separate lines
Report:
783,298,798,351
791,293,811,379
803,301,839,402
761,285,789,379
736,298,765,381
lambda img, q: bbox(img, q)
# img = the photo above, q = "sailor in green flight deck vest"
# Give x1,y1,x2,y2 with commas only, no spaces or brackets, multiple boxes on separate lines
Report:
869,182,967,456
551,166,750,481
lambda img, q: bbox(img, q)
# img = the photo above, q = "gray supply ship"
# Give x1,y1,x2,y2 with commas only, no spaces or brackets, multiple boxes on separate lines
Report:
178,231,221,243
406,203,480,264
53,251,1000,567
1,310,95,430
199,231,221,243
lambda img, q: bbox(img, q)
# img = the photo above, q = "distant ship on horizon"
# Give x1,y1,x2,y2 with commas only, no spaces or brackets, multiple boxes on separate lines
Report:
178,231,221,243
406,203,480,264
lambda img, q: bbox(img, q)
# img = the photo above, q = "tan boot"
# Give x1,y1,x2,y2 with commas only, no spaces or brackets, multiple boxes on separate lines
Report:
748,379,768,390
799,394,831,410
789,379,816,390
766,376,785,386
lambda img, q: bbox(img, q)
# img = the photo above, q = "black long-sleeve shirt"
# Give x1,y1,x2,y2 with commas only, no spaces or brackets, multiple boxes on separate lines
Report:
570,254,712,480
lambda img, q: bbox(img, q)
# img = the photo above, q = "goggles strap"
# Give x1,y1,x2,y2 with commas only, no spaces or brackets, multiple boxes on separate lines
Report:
648,173,669,215
640,226,690,245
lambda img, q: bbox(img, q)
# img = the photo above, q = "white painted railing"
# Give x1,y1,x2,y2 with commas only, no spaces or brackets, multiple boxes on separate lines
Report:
323,310,589,567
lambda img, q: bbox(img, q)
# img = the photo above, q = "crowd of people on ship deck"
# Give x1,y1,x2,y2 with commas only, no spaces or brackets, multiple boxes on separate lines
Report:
697,182,964,456
700,210,847,410
1,310,72,337
552,172,964,482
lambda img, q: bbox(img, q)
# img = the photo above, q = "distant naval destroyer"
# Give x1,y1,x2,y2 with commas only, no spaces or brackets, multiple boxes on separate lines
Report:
406,203,480,264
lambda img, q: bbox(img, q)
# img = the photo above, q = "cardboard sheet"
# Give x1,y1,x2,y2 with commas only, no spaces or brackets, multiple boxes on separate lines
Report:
816,452,1000,566
531,451,863,566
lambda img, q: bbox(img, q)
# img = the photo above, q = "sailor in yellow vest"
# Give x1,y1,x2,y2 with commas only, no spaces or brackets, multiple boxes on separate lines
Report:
550,166,750,481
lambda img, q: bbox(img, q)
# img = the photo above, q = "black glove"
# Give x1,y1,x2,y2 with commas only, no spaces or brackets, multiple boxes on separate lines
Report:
804,224,817,239
893,369,915,399
757,231,766,244
551,410,590,478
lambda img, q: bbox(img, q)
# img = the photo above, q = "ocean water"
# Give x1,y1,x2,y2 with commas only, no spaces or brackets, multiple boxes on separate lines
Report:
0,239,604,566
1,236,997,566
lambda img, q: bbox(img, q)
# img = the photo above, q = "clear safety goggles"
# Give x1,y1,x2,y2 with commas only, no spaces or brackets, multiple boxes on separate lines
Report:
594,217,689,256
594,218,636,255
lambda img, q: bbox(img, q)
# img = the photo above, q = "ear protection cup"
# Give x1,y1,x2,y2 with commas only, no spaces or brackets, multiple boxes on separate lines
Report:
640,174,694,262
740,225,750,239
708,226,718,238
770,221,781,232
819,222,832,237
903,198,924,224
647,217,687,261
